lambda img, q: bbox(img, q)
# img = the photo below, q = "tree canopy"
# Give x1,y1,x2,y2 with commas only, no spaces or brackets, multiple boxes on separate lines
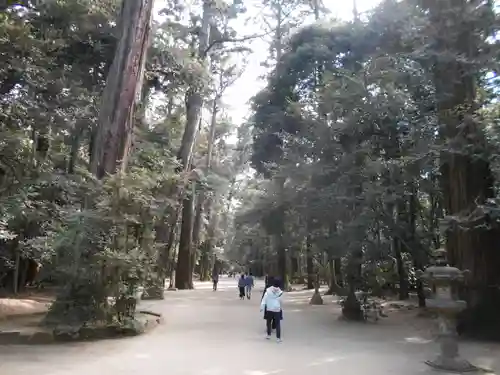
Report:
2,0,500,340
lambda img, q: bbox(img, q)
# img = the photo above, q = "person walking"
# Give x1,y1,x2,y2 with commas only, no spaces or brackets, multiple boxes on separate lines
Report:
260,278,283,342
212,272,219,291
245,272,254,300
238,274,246,300
262,275,279,329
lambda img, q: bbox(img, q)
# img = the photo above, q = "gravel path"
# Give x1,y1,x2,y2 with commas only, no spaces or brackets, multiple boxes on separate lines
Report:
1,277,498,375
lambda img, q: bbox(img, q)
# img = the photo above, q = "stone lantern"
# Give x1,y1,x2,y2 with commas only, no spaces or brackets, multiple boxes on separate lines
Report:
419,249,476,372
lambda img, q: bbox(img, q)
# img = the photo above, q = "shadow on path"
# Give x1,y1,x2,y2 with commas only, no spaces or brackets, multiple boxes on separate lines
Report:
0,277,498,375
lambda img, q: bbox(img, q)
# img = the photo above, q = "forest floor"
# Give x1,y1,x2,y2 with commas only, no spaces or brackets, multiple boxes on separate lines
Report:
1,277,499,375
0,292,54,320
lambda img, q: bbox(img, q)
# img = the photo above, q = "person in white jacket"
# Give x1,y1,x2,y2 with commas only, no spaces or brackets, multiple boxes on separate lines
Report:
260,278,283,342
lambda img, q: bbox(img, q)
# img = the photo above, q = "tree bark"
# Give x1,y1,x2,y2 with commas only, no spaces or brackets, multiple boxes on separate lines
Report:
407,186,426,307
274,178,288,290
334,258,343,287
325,257,335,295
67,122,84,174
326,257,343,295
188,85,221,287
91,0,154,178
203,206,219,280
175,194,195,290
342,249,363,320
189,194,203,288
426,0,500,337
290,246,299,277
393,235,408,300
174,0,212,288
306,233,314,289
47,0,155,323
395,199,409,300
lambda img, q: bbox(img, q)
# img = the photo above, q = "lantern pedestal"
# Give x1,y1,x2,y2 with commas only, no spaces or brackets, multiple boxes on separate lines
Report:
425,313,476,372
419,250,478,373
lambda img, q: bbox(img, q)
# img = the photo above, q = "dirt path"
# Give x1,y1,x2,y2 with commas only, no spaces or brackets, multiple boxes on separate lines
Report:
0,277,498,375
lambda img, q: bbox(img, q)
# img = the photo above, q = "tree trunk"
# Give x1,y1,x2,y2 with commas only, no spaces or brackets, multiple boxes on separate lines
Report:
90,0,153,178
290,247,299,278
12,250,20,295
67,122,84,174
393,235,408,300
269,176,288,290
174,0,212,288
142,220,171,299
47,0,154,324
342,250,363,320
187,186,202,289
188,84,220,287
326,257,343,295
199,242,209,281
429,173,442,249
189,193,204,288
175,194,194,290
145,191,184,299
306,233,314,289
277,231,287,290
334,258,343,287
427,0,500,338
325,257,335,295
408,186,426,307
203,206,218,281
395,200,409,300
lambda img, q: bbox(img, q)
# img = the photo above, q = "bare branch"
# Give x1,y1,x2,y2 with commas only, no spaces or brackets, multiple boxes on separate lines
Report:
203,30,273,57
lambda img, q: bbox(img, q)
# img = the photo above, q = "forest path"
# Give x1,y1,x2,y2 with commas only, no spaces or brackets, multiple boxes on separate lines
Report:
1,276,499,375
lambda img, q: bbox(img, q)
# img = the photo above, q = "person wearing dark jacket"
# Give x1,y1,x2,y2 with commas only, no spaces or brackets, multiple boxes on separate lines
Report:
245,272,254,299
238,274,246,300
212,272,219,291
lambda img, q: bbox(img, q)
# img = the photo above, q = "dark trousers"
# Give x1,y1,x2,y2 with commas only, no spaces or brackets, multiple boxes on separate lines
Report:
266,311,281,339
239,286,245,298
263,307,277,329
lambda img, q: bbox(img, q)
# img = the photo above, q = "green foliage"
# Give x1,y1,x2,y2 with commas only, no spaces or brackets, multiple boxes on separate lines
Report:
235,0,500,325
0,0,188,323
43,172,163,324
0,0,252,320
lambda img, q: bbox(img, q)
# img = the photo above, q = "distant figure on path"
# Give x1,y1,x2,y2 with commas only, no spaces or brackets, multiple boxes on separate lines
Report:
212,272,219,291
260,278,284,342
238,274,246,300
245,272,254,300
